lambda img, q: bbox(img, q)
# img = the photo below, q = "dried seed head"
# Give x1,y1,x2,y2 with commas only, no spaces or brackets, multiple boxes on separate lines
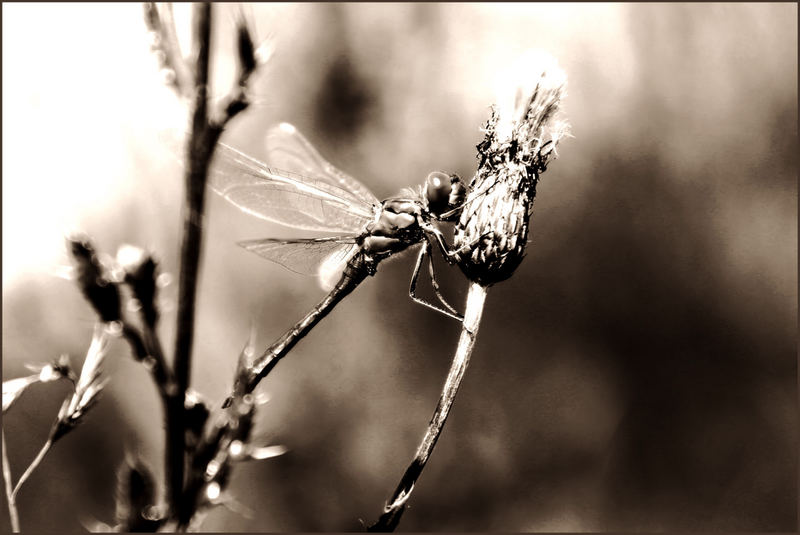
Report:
51,325,110,442
67,234,121,323
455,51,568,286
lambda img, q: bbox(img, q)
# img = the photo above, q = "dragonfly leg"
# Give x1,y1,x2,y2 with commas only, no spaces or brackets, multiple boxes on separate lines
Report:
425,238,462,318
409,242,464,322
420,223,461,265
421,222,492,264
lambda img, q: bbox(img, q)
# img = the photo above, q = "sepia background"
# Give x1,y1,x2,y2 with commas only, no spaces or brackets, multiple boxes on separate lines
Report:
2,3,796,531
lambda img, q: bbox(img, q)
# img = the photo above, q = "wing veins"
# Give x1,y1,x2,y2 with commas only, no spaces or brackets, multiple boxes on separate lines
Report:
214,143,376,218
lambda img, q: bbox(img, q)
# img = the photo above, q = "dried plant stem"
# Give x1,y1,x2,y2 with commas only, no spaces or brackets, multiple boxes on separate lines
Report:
171,3,253,521
121,323,172,397
10,438,52,502
370,282,488,531
174,1,212,412
169,2,214,517
2,431,19,532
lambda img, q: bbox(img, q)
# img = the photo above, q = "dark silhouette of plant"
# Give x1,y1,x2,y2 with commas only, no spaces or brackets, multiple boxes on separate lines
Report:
2,4,281,531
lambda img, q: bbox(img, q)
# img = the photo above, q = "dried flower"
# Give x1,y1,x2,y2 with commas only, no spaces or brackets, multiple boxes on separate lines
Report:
454,51,568,286
8,326,111,509
51,325,110,442
26,354,76,383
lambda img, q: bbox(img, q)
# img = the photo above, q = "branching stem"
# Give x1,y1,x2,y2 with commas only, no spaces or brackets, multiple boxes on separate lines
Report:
171,2,253,521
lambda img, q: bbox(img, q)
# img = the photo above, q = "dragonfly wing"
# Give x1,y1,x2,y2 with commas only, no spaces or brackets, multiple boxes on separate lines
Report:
265,123,381,209
209,143,377,234
237,237,360,280
317,245,357,292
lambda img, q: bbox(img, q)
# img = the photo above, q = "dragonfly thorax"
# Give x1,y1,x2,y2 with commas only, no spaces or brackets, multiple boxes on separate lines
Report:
361,198,426,258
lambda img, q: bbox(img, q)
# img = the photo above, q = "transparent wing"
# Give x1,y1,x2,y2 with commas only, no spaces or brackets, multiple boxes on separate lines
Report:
317,245,356,291
238,237,360,278
265,123,380,209
209,142,377,234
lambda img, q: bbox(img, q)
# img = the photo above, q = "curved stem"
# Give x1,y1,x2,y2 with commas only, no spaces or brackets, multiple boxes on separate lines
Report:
10,438,52,501
370,282,488,531
2,431,19,532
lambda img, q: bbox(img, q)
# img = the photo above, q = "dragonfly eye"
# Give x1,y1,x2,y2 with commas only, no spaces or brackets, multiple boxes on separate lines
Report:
425,171,465,220
425,171,450,212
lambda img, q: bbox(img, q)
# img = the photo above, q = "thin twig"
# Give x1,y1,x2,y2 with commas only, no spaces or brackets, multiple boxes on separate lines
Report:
2,430,19,532
370,282,488,531
10,438,53,501
142,325,170,391
121,322,172,399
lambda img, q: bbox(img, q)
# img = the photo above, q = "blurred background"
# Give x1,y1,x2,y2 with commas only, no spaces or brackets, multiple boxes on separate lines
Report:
2,3,796,531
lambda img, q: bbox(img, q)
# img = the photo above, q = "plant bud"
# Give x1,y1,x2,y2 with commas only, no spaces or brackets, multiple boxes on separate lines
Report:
117,244,159,326
454,52,568,286
67,234,121,323
115,458,162,532
235,13,258,83
142,3,161,35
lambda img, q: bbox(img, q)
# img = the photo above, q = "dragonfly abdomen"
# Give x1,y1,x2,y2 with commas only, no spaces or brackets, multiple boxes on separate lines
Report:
237,252,374,398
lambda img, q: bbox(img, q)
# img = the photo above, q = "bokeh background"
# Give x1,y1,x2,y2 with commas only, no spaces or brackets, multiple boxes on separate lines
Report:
2,3,796,532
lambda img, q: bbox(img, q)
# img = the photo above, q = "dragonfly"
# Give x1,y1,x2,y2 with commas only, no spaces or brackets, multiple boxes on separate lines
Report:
210,123,484,400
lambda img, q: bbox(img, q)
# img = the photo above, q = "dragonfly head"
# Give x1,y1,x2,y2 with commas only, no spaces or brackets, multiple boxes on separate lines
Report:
425,172,467,221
